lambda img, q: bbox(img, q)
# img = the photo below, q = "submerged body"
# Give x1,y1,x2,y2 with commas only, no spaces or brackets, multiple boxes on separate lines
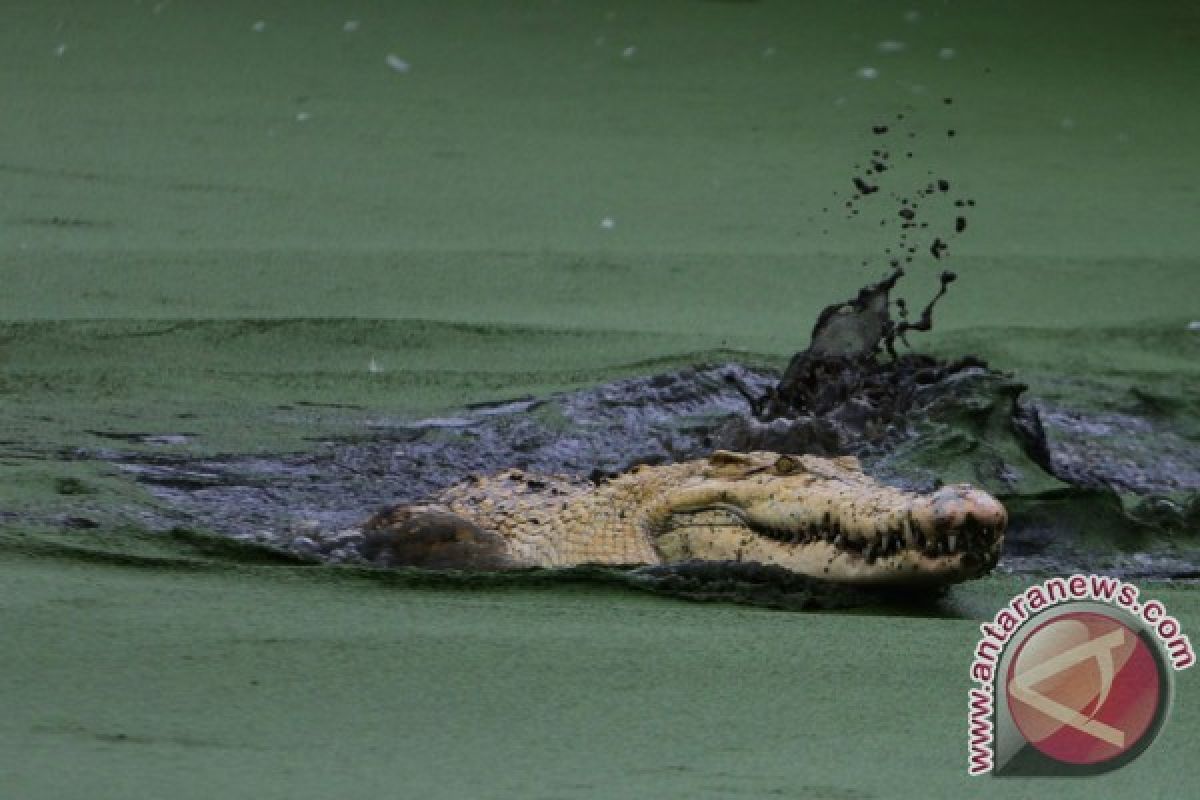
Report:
362,451,1006,586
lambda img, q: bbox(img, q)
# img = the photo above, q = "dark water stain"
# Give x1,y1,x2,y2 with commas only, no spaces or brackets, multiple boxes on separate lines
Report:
20,216,114,229
31,722,242,751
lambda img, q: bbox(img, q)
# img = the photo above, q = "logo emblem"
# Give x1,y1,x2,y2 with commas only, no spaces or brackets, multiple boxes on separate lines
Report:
994,604,1171,775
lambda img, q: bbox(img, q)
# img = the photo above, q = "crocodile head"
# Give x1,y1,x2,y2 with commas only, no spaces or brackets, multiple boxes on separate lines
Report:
645,450,1005,586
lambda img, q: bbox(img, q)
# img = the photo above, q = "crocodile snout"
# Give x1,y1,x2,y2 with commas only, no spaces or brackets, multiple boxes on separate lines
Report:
919,484,1007,539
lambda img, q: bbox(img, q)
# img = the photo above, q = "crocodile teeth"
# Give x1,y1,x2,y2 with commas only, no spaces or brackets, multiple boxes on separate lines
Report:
863,542,877,563
948,534,958,552
833,533,846,550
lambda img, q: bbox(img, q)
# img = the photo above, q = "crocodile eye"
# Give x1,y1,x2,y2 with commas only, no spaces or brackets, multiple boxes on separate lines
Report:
773,455,799,474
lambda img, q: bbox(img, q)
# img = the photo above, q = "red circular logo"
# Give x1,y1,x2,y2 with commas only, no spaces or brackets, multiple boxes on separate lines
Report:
1005,611,1163,766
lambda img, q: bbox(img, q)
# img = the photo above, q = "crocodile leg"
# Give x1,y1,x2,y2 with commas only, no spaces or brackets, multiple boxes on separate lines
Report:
359,505,512,569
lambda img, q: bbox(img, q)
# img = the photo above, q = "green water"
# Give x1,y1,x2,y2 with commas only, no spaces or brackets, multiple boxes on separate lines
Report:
2,1,1199,797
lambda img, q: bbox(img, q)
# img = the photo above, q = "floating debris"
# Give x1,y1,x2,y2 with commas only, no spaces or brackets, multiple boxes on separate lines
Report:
853,177,879,195
622,45,637,59
857,66,879,79
343,19,360,33
938,47,956,60
877,40,907,54
252,20,266,33
600,217,615,230
385,54,411,73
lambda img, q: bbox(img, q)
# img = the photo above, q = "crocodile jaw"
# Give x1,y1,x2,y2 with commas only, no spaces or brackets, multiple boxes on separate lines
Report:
648,481,1006,586
655,521,999,584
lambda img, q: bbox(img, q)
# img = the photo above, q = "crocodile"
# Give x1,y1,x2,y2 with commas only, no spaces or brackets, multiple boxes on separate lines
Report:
358,450,1006,586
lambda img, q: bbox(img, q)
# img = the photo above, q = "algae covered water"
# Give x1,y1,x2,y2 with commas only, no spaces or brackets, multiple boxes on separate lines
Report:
2,1,1199,798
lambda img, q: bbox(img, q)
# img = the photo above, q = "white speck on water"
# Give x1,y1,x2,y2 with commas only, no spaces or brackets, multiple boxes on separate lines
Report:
295,111,311,122
1188,321,1200,332
904,10,921,23
1116,132,1130,143
53,43,67,57
621,45,637,59
856,66,878,79
833,96,848,106
251,20,266,33
343,20,360,33
368,358,383,373
600,217,615,230
877,40,906,53
385,54,411,73
938,47,957,60
1060,117,1076,130
762,46,776,58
